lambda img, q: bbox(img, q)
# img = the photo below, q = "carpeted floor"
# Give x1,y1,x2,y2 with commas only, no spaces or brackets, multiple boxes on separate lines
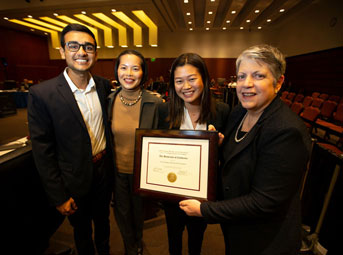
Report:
46,208,226,255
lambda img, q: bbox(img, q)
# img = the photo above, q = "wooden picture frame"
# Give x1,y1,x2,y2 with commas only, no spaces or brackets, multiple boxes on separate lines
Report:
133,129,218,202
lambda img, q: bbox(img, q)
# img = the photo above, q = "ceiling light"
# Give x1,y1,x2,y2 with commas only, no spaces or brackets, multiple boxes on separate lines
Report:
267,19,271,22
81,11,86,15
258,26,262,29
28,15,33,18
222,27,226,30
57,15,99,43
132,10,158,47
186,12,191,16
44,32,48,35
24,18,63,31
240,27,244,29
207,21,211,23
74,14,113,47
8,19,60,48
107,46,114,48
211,0,215,2
246,20,250,23
111,9,116,12
151,44,158,47
188,21,192,24
280,9,285,12
206,27,209,30
231,11,236,14
121,45,128,48
4,17,8,20
136,45,143,47
208,11,213,15
113,11,142,46
40,17,68,28
53,13,58,16
92,13,127,47
255,10,260,13
184,0,189,3
226,20,230,23
189,28,193,31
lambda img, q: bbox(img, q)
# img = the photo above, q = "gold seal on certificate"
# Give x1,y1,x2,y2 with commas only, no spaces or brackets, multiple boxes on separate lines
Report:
167,172,177,183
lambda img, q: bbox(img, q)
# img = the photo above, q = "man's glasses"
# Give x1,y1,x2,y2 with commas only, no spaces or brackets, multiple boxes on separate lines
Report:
65,41,96,53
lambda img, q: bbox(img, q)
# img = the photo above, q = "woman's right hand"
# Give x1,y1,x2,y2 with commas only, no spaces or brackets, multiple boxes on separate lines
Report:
208,124,224,146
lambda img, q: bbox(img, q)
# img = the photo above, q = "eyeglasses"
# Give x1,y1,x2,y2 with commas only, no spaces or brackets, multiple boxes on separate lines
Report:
65,41,96,53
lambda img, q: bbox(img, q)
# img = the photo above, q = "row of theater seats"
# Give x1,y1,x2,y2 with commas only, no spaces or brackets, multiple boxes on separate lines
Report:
280,91,343,156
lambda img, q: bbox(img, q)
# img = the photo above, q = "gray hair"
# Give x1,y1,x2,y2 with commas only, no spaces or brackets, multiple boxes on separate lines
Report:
236,44,286,84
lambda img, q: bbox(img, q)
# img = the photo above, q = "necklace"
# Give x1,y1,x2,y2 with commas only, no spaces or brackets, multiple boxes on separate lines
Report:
119,90,142,106
234,112,248,143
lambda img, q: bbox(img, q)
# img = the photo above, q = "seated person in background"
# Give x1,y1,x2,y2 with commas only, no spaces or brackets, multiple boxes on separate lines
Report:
179,45,312,255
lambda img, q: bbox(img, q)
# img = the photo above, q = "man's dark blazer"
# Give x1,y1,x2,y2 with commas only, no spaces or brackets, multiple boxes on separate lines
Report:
28,73,113,207
201,97,312,255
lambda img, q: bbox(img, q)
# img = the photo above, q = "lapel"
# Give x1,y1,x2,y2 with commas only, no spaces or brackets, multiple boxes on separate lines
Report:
222,97,282,167
94,76,106,114
107,86,120,123
139,90,156,128
222,105,260,164
55,73,88,131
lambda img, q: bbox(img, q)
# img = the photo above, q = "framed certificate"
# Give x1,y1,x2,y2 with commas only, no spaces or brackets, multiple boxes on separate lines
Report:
133,129,218,202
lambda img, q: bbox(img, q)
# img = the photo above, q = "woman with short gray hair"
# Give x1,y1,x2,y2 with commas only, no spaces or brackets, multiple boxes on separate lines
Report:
179,45,311,255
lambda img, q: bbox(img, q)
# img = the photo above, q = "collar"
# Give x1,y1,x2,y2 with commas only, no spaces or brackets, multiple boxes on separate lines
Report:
63,68,95,93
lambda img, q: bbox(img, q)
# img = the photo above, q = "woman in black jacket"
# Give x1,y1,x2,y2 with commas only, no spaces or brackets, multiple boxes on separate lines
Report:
179,45,312,255
158,53,230,255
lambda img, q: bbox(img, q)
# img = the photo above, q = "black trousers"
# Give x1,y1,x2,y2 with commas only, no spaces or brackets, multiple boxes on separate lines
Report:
68,156,112,255
112,172,144,255
163,202,207,255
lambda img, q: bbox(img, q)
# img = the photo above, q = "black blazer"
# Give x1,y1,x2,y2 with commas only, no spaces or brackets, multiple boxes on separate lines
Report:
28,73,113,206
201,97,312,255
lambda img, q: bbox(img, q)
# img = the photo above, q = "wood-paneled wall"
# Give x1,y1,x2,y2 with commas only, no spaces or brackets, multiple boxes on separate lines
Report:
284,47,343,96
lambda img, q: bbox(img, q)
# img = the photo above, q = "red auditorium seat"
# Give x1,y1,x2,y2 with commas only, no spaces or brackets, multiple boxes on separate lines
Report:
286,92,296,101
294,94,304,103
282,98,292,107
333,103,343,125
319,93,329,100
300,106,321,133
315,103,343,141
319,100,337,120
291,102,304,115
311,98,324,109
303,96,313,107
328,95,340,103
281,91,289,100
311,92,320,98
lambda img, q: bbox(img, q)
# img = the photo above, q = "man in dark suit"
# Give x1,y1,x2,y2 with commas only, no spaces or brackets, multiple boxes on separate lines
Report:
28,24,113,255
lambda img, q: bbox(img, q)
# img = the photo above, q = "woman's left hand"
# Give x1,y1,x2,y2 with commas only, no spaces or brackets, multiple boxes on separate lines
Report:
179,199,202,217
